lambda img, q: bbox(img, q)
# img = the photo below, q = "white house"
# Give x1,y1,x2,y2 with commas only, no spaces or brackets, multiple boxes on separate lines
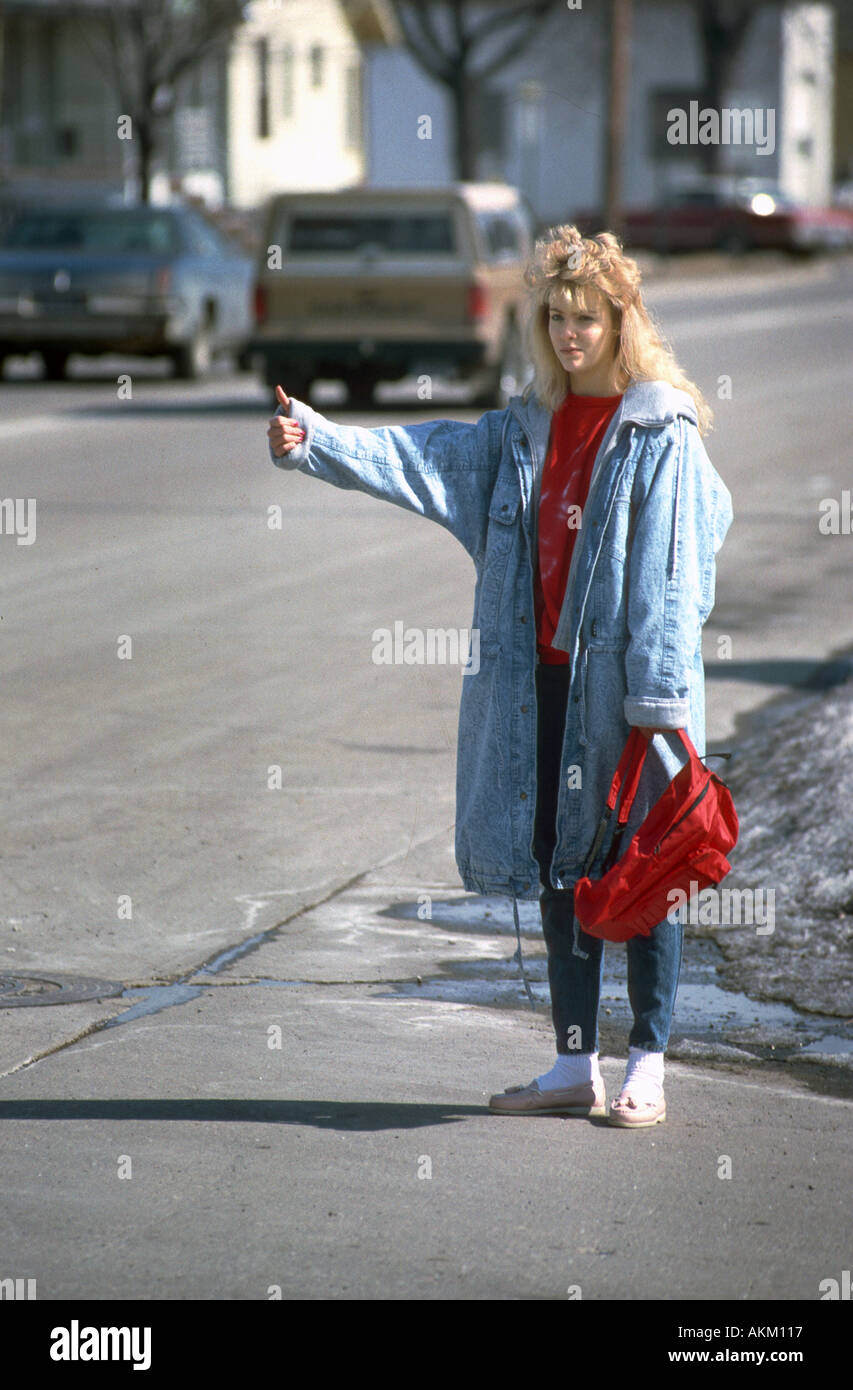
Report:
214,0,368,208
361,0,838,219
0,0,395,209
0,0,838,217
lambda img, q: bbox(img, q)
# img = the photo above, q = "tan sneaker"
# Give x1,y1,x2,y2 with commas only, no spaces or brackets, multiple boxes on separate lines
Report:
489,1077,607,1117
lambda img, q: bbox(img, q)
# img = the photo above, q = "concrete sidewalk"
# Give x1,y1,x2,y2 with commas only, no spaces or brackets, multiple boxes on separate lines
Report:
0,827,849,1301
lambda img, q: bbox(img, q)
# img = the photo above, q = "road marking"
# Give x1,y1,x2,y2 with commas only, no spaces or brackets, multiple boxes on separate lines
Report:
643,1057,853,1108
666,297,853,340
0,417,64,439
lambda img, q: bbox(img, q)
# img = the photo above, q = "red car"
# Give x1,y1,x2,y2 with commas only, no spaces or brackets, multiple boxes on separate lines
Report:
575,179,853,255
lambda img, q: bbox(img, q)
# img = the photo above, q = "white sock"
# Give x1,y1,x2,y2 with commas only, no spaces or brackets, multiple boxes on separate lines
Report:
536,1052,601,1091
619,1046,665,1103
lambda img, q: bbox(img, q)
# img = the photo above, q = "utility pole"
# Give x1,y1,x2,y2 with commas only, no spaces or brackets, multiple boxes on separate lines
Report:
604,0,632,236
0,0,6,184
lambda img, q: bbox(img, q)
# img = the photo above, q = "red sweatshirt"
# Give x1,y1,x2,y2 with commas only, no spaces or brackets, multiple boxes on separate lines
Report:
534,390,622,665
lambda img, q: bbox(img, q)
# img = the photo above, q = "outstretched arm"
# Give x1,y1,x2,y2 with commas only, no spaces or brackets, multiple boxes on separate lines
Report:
267,385,505,562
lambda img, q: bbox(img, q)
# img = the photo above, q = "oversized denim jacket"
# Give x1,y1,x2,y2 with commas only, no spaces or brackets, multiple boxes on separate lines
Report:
269,380,733,909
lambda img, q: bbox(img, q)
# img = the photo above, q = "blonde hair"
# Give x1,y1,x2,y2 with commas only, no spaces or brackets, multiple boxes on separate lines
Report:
522,225,712,435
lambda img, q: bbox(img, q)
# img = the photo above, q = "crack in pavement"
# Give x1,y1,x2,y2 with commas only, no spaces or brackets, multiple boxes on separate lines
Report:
0,827,460,1076
0,865,378,1076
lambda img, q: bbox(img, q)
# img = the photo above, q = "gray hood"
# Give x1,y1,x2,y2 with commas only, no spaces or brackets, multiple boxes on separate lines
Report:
508,378,699,442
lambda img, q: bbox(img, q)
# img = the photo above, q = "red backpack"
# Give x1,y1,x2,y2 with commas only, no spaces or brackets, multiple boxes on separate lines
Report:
573,728,738,943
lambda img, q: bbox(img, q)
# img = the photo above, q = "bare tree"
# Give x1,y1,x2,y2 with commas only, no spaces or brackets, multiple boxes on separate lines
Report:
388,0,563,180
72,0,245,202
688,0,784,173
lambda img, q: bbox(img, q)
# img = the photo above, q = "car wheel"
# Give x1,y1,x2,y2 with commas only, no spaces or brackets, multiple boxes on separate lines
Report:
348,371,379,409
717,229,750,255
172,320,213,380
42,349,69,381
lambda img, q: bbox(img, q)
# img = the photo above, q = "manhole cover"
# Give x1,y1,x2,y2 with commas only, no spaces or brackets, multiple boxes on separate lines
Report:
0,973,125,1007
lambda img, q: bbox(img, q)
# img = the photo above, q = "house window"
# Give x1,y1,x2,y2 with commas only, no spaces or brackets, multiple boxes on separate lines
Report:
256,38,270,139
344,64,361,150
310,45,324,88
281,43,294,119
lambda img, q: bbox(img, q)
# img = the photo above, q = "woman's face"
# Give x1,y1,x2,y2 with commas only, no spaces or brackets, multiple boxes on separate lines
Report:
547,287,619,391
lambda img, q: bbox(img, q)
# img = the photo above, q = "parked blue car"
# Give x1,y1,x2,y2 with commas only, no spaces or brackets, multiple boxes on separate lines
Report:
0,204,254,380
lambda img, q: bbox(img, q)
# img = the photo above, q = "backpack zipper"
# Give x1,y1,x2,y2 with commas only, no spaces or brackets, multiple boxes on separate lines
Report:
653,779,712,855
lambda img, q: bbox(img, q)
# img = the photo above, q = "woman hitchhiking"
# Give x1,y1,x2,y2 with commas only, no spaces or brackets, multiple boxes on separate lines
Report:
266,226,732,1129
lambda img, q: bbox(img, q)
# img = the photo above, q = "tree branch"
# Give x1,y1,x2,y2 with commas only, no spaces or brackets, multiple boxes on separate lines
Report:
450,0,469,57
473,3,559,82
466,0,560,49
389,0,455,85
407,0,458,65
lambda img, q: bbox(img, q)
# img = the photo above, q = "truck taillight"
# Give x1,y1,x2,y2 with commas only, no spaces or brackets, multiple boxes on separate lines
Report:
253,283,268,325
466,283,488,322
153,266,171,295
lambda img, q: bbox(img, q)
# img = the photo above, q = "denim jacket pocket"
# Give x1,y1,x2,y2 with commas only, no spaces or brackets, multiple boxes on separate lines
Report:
601,496,632,561
475,481,521,641
487,479,521,533
589,554,629,652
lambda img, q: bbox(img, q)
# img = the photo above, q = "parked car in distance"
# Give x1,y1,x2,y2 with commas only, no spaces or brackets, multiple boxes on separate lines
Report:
249,182,535,407
575,178,853,255
0,204,254,380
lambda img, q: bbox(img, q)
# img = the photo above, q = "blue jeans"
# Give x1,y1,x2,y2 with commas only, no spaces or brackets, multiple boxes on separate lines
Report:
533,662,683,1055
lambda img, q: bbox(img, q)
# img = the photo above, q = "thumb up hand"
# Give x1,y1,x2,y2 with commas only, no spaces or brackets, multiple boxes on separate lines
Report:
267,383,304,458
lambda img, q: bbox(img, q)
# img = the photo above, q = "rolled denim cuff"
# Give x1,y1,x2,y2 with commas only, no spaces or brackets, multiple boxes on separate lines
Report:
268,396,315,469
624,694,690,728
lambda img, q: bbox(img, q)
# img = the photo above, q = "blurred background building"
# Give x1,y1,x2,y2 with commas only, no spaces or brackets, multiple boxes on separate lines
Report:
0,0,381,210
0,0,849,224
361,1,843,218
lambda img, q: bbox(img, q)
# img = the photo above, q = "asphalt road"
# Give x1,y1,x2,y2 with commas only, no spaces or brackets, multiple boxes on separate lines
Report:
0,254,851,1306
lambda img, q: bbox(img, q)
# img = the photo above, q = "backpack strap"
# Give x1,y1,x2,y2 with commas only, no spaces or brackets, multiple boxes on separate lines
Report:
580,727,702,877
511,893,535,1011
580,728,646,877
